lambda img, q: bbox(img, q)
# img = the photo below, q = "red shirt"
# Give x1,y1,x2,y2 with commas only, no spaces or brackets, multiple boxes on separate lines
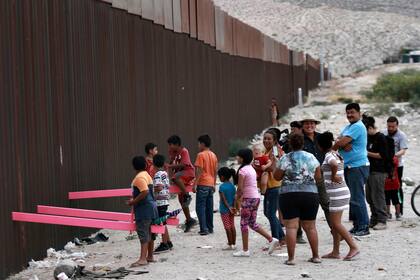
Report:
385,157,400,191
253,155,269,178
170,147,195,178
145,158,156,178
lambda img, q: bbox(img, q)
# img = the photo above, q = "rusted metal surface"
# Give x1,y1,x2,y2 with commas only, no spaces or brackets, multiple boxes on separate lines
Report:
180,0,190,33
189,0,197,38
0,0,323,278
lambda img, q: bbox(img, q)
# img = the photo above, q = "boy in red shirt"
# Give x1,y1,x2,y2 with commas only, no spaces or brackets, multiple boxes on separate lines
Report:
252,144,272,194
385,156,402,221
167,135,197,232
144,142,158,177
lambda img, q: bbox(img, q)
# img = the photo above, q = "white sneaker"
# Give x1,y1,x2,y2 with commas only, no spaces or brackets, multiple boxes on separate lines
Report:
222,245,236,251
268,238,279,254
233,250,250,257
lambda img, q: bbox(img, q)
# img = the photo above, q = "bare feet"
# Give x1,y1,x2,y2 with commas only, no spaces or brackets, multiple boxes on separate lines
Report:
343,249,360,261
322,252,341,259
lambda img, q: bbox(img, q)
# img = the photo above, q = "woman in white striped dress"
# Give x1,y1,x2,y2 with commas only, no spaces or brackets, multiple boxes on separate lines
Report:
318,132,359,261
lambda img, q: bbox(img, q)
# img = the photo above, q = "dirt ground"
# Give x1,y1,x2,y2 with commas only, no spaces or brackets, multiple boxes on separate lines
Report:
9,65,420,280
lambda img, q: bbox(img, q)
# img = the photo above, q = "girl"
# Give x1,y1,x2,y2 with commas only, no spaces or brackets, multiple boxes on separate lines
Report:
233,149,279,257
317,132,359,261
218,167,237,250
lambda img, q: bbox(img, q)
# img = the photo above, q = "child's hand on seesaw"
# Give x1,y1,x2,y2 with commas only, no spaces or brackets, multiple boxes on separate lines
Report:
126,198,134,206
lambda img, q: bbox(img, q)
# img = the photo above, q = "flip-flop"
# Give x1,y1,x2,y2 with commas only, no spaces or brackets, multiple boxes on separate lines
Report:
322,253,341,259
130,261,148,267
308,257,322,264
147,259,158,263
284,260,296,266
343,251,360,261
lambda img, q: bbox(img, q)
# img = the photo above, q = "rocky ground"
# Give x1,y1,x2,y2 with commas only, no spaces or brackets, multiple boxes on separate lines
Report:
9,64,420,280
214,0,420,76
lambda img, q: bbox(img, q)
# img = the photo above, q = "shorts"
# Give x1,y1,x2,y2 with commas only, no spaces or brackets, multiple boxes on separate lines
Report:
172,171,194,185
221,213,235,229
385,189,401,206
240,198,260,232
136,219,152,244
158,205,169,225
279,192,319,220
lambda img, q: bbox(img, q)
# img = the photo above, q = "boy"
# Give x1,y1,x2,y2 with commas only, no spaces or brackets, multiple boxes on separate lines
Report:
167,135,197,232
127,156,158,267
145,143,158,177
152,154,173,253
252,144,272,195
194,135,218,235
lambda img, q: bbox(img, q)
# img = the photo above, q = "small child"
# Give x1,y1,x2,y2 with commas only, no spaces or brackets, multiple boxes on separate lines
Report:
385,156,402,221
127,156,158,267
152,154,173,253
145,143,158,177
251,144,272,194
218,167,237,250
233,148,279,257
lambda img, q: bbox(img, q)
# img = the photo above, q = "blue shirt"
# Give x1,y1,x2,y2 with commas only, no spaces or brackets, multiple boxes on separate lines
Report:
219,182,236,214
277,151,319,194
339,120,369,168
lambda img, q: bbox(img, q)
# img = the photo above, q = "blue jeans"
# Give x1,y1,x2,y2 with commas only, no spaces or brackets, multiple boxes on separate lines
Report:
344,166,370,230
264,187,285,240
196,186,214,233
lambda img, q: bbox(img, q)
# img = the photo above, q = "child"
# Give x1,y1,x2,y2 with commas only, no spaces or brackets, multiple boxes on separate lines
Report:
152,154,174,253
127,156,158,267
317,132,359,261
252,144,272,194
145,143,158,177
218,167,237,250
167,135,197,232
385,156,402,221
233,148,279,257
194,135,218,235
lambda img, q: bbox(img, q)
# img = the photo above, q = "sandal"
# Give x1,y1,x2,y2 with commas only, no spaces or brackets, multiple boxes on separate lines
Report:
343,251,360,261
308,257,322,264
147,258,158,263
284,260,296,266
322,253,341,259
130,261,148,267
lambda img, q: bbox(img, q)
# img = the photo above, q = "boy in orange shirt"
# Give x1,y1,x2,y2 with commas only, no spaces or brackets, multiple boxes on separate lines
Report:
127,156,158,267
194,135,218,235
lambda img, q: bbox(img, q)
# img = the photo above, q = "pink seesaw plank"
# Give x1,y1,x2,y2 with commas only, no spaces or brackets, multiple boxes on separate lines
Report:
166,217,179,226
169,185,193,193
68,188,131,200
151,225,166,234
12,212,135,231
37,205,131,221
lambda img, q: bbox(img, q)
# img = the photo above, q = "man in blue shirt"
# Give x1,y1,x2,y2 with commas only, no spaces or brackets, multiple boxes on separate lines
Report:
333,103,370,236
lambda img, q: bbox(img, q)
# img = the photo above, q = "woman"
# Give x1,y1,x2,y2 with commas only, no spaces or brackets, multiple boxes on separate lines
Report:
256,129,285,244
274,133,322,265
317,132,359,261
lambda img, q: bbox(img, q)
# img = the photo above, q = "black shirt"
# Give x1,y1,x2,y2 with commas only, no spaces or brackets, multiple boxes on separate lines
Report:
303,132,325,164
367,132,388,173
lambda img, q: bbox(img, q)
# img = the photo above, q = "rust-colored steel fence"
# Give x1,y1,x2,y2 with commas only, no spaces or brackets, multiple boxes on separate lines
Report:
0,0,323,277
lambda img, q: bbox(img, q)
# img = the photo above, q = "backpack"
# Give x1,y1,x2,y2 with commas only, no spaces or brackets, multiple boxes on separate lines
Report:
384,135,395,177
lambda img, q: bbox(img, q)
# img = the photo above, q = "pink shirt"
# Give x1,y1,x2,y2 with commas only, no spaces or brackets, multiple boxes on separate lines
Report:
238,165,259,199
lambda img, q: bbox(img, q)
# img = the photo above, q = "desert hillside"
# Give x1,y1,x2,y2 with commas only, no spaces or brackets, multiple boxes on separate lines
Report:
214,0,420,76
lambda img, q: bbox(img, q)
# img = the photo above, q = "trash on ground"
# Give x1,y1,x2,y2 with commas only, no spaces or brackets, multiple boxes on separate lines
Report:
197,245,213,249
74,232,109,246
53,260,77,279
29,259,54,269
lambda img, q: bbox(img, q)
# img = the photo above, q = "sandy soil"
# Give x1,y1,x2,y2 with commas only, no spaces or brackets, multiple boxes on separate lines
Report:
9,66,420,280
213,0,420,76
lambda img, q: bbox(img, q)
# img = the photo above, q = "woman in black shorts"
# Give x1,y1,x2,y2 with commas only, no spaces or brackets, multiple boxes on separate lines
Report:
274,134,322,265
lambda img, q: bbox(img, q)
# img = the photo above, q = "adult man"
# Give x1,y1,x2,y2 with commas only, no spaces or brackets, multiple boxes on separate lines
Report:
194,135,218,236
333,103,370,236
383,116,408,215
363,116,388,230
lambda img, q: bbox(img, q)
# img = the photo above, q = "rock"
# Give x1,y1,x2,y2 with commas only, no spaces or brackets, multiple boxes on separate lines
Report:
403,177,416,186
64,241,76,252
53,260,77,279
114,254,123,260
301,273,311,278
